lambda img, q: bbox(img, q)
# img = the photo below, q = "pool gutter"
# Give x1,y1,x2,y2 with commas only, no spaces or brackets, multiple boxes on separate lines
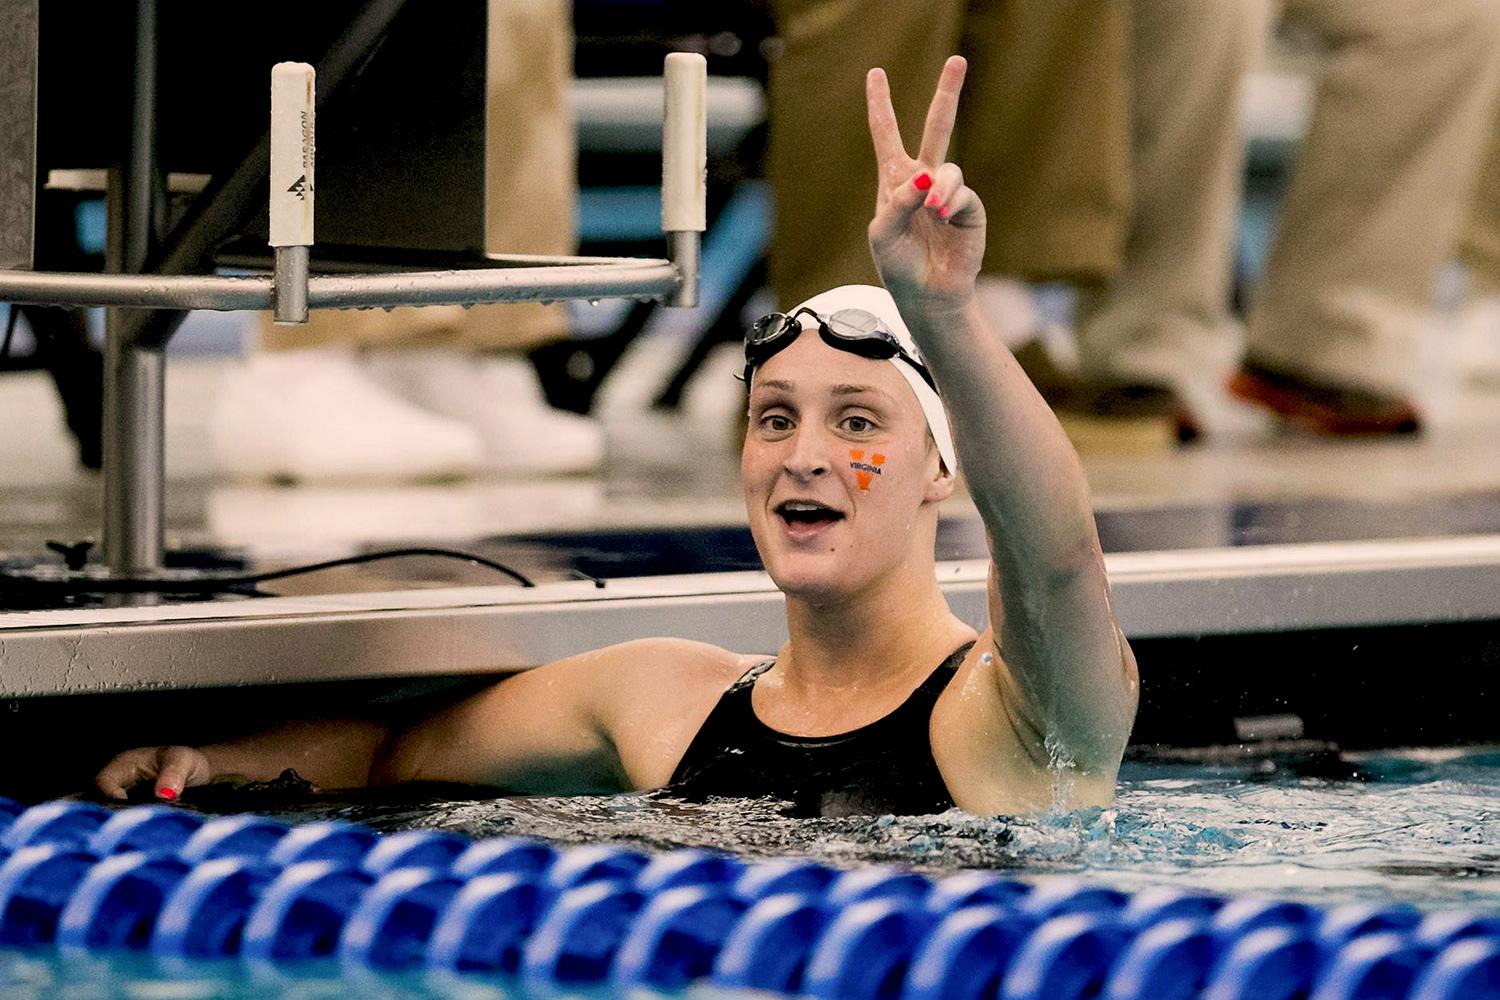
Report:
3,534,1499,696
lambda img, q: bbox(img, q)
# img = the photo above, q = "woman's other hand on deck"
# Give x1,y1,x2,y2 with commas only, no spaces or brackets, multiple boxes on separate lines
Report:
95,745,212,802
865,56,986,318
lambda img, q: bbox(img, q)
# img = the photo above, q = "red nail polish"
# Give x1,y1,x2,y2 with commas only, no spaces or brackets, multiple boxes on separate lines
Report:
157,787,177,801
938,206,951,219
925,195,939,208
913,173,932,191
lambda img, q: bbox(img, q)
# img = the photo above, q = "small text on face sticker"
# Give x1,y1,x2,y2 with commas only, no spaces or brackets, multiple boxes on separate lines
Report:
849,450,886,490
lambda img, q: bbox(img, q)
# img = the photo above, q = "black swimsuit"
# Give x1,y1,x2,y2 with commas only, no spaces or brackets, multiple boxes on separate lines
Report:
667,643,974,817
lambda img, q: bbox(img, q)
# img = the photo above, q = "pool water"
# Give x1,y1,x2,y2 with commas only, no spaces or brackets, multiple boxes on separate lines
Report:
255,746,1500,910
3,746,1499,998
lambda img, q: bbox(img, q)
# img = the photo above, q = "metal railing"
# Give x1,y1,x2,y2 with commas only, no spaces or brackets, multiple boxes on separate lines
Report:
0,0,706,580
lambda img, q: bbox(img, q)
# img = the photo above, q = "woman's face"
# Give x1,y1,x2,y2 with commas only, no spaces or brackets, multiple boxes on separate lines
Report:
742,329,950,602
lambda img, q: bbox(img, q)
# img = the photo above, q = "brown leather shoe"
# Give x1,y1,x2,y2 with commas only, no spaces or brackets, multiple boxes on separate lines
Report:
1059,380,1201,446
1227,358,1421,436
1013,341,1200,446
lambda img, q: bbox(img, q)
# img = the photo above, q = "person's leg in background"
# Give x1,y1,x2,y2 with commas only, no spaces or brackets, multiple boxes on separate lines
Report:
219,0,599,482
958,0,1133,359
765,0,1131,345
1232,0,1500,433
766,0,965,310
956,0,1132,303
1071,0,1273,443
362,0,600,479
1454,101,1500,386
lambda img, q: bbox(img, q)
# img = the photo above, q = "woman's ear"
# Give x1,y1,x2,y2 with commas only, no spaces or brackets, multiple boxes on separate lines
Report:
924,449,957,504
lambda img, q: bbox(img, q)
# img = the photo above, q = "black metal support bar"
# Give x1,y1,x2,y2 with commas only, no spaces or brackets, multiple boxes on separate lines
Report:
125,0,409,351
100,0,164,577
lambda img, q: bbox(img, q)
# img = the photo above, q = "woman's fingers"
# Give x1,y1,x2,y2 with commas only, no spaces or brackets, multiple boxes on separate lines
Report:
922,163,966,220
874,164,981,245
868,57,968,191
916,56,967,166
940,185,982,226
872,167,935,244
922,164,980,227
865,68,909,170
93,745,209,801
153,746,208,801
94,747,159,801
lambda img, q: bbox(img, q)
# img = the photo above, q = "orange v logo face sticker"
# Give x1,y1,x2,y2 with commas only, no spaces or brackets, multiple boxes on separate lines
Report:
849,450,886,491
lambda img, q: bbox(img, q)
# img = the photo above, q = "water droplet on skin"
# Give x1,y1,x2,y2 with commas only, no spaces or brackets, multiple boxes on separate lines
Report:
1043,731,1080,814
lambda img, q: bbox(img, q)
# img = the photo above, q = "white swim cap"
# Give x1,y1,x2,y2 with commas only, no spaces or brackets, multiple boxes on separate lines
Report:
787,284,957,473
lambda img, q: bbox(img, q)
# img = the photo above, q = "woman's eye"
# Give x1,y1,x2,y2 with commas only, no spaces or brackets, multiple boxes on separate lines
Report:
842,415,875,433
761,414,792,432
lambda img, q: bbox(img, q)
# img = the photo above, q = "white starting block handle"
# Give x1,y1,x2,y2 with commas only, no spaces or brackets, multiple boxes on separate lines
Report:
662,52,706,308
270,62,315,324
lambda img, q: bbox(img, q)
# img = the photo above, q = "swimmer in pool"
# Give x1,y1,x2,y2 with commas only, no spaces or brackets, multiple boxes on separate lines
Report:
95,58,1138,817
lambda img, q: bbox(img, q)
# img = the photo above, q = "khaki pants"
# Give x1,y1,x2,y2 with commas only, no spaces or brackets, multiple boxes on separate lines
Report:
263,0,576,353
1461,106,1500,294
1076,0,1268,385
766,0,1132,310
1083,0,1500,395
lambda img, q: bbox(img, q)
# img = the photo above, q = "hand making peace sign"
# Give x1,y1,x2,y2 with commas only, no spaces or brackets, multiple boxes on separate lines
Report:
865,56,987,315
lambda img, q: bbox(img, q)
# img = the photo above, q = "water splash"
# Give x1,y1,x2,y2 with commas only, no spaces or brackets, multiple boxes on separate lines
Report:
1042,730,1079,815
209,749,1500,908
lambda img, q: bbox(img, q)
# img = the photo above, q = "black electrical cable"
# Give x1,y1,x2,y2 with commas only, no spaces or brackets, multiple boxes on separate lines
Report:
207,547,538,589
0,546,554,596
569,568,608,589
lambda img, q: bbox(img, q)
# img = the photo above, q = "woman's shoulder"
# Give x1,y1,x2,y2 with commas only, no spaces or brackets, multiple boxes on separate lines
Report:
577,637,762,690
583,639,767,782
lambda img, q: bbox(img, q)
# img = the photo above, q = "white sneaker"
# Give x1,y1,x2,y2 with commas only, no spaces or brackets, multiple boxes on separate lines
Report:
974,275,1041,350
1454,295,1500,390
364,351,606,476
211,349,484,483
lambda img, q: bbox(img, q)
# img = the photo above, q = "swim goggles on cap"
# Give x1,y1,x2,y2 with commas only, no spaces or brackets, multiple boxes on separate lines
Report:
743,306,939,393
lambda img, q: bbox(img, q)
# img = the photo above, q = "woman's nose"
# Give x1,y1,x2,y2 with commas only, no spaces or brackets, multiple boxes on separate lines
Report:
783,426,833,479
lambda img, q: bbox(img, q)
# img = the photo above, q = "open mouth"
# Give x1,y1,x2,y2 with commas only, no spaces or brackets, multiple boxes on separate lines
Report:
775,500,846,529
